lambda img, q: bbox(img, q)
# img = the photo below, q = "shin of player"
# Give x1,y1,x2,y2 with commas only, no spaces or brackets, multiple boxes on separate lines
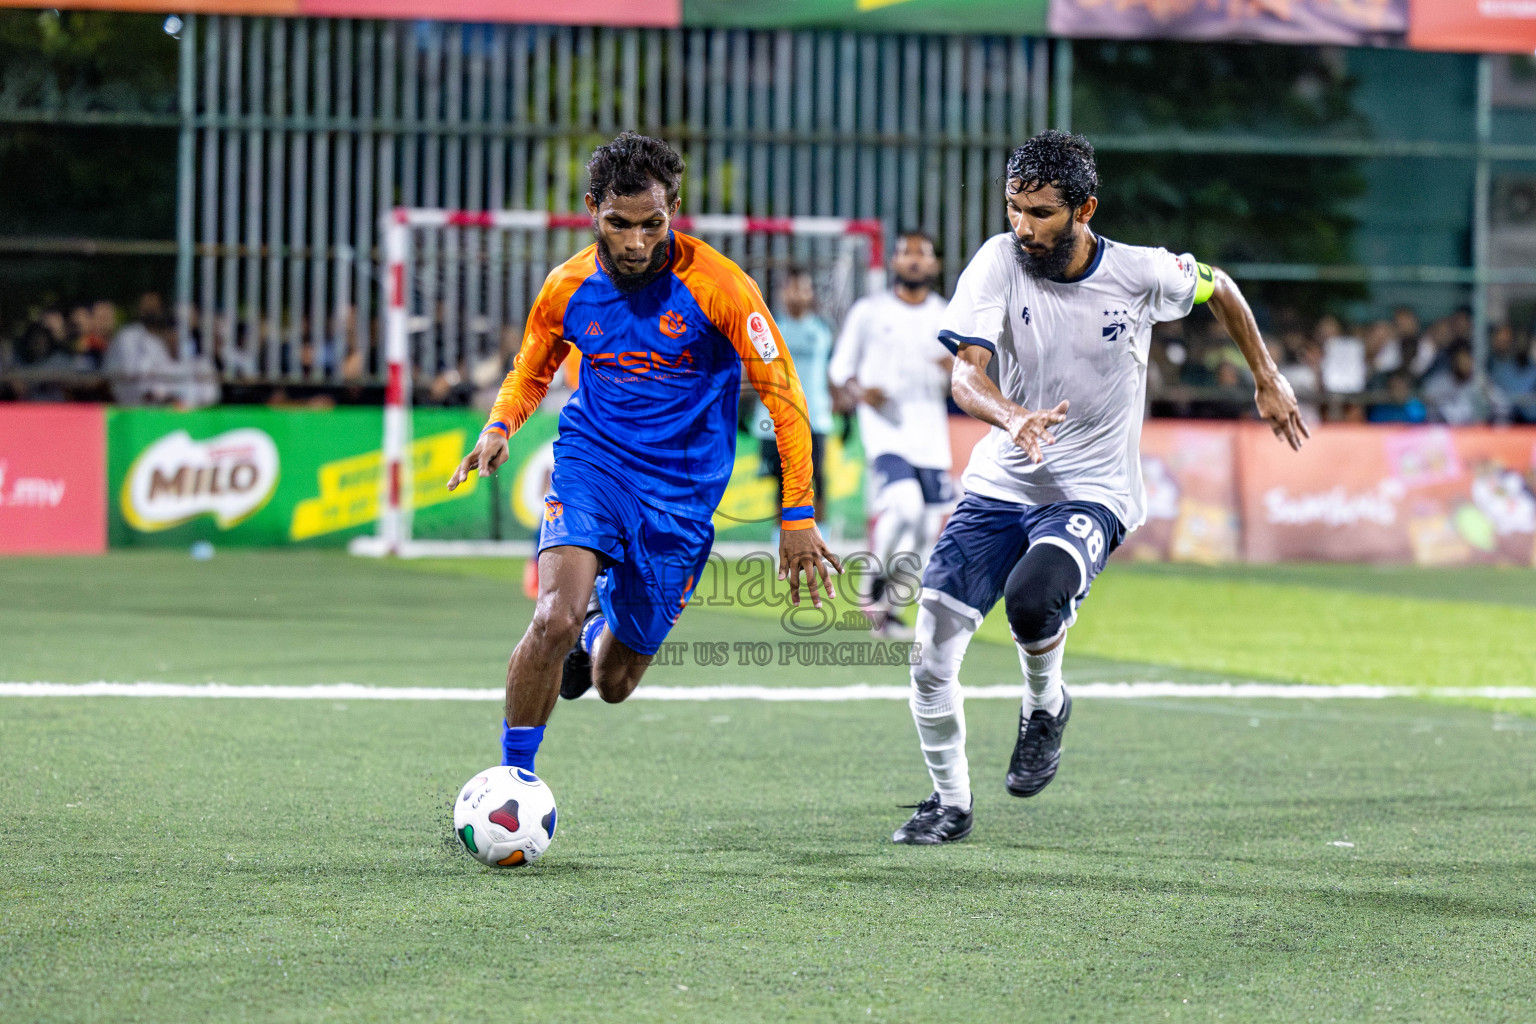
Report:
909,595,979,813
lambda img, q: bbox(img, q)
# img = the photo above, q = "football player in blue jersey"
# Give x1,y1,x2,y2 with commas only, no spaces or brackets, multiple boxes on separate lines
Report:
447,132,841,776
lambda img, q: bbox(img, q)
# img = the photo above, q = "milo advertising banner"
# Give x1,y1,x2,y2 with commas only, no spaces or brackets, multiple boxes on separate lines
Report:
107,407,864,548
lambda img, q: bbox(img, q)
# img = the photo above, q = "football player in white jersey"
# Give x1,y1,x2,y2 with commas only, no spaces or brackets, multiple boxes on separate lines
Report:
894,130,1309,844
829,231,955,636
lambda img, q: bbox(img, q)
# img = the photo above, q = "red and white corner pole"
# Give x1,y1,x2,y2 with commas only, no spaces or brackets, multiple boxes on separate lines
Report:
380,210,411,555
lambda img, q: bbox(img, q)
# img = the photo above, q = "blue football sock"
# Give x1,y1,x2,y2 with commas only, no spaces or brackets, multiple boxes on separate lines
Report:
500,722,545,772
580,613,607,656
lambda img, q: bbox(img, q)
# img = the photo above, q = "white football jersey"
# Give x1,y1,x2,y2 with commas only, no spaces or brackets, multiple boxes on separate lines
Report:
829,290,952,469
939,233,1201,530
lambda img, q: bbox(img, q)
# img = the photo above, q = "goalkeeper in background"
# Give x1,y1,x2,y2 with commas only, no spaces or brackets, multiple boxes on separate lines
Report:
448,131,841,776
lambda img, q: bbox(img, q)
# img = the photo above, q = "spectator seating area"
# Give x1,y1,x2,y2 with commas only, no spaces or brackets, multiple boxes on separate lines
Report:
4,292,1535,425
1151,306,1536,425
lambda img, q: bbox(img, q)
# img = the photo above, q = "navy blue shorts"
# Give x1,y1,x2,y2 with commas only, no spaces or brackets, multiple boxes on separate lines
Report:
922,494,1126,628
871,453,955,507
539,457,714,657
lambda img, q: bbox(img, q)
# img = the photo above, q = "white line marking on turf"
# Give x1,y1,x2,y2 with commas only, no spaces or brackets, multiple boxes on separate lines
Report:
2,682,1536,701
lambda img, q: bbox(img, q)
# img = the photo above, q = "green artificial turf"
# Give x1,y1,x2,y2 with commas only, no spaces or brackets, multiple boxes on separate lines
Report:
4,553,1536,1021
4,694,1536,1023
394,553,1536,696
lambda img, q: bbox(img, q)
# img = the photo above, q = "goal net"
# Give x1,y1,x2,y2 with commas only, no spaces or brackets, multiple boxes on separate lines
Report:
349,208,885,558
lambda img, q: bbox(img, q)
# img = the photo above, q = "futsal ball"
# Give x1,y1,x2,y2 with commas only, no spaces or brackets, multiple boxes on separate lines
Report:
453,766,557,867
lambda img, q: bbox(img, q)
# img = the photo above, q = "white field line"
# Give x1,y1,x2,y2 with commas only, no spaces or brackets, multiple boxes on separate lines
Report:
2,682,1535,702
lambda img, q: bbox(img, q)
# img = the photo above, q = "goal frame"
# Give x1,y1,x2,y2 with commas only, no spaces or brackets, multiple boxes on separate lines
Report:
350,207,886,558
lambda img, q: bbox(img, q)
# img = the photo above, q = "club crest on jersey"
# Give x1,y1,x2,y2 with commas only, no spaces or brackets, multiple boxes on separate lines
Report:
584,320,603,336
659,310,687,339
544,496,564,522
1102,308,1130,344
746,311,779,362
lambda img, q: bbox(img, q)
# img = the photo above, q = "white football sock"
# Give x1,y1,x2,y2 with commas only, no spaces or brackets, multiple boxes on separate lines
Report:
911,688,970,810
910,598,978,809
1018,634,1066,717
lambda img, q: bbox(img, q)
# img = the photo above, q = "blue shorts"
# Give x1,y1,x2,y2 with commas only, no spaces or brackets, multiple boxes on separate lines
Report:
539,457,714,657
871,454,955,507
922,494,1126,628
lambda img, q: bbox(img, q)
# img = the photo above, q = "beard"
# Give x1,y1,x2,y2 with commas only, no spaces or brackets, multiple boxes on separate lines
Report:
1011,226,1080,281
894,269,933,290
594,229,671,294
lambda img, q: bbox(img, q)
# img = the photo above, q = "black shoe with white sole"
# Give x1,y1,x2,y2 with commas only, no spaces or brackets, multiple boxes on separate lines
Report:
1005,688,1071,797
892,793,974,845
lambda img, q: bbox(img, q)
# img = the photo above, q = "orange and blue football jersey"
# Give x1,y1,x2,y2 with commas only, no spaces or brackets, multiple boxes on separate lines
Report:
485,232,816,526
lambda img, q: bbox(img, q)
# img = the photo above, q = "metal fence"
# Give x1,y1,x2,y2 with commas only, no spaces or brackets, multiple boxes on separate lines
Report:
176,18,1056,381
0,18,1518,386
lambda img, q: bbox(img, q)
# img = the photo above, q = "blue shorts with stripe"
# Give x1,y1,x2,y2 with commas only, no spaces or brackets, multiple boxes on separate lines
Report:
539,456,714,656
921,493,1126,628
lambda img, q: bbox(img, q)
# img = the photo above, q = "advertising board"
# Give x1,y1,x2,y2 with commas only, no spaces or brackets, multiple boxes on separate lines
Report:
0,405,107,555
105,407,865,548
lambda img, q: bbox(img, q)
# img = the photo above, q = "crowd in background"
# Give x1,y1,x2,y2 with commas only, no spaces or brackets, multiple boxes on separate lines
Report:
0,291,380,408
1151,305,1536,425
4,290,1535,427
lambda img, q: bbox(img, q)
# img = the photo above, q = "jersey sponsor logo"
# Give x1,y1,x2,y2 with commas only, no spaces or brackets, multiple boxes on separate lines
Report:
659,310,688,339
587,349,695,375
544,496,564,522
1174,255,1195,278
746,311,779,362
1102,307,1130,344
584,321,604,336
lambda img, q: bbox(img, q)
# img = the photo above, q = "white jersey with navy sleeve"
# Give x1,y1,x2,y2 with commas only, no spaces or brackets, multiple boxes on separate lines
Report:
939,233,1201,530
829,291,953,470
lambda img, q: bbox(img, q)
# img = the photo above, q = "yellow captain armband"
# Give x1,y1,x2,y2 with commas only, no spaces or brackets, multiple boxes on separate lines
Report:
1193,262,1216,305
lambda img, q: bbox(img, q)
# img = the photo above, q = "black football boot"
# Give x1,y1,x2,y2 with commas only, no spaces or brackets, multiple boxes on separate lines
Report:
1005,688,1071,797
892,793,974,845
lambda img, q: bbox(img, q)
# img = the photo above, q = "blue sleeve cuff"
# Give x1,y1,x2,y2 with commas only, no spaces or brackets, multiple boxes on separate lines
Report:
938,330,995,355
781,505,815,522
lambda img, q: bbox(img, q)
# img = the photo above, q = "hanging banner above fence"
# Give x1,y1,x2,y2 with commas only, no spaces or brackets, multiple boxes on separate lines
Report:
1408,0,1536,53
0,0,681,26
681,0,1047,33
1048,0,1407,46
1,0,1523,60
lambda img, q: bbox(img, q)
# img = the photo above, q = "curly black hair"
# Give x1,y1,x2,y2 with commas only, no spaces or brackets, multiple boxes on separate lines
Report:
1005,129,1099,210
586,131,685,207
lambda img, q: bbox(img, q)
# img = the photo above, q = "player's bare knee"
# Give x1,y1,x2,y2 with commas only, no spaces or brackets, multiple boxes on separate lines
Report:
528,603,583,656
594,662,645,703
595,679,635,704
591,643,651,703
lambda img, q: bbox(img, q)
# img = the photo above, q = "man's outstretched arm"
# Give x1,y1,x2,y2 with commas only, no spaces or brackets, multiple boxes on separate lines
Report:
1205,265,1310,451
950,343,1068,464
448,265,584,490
